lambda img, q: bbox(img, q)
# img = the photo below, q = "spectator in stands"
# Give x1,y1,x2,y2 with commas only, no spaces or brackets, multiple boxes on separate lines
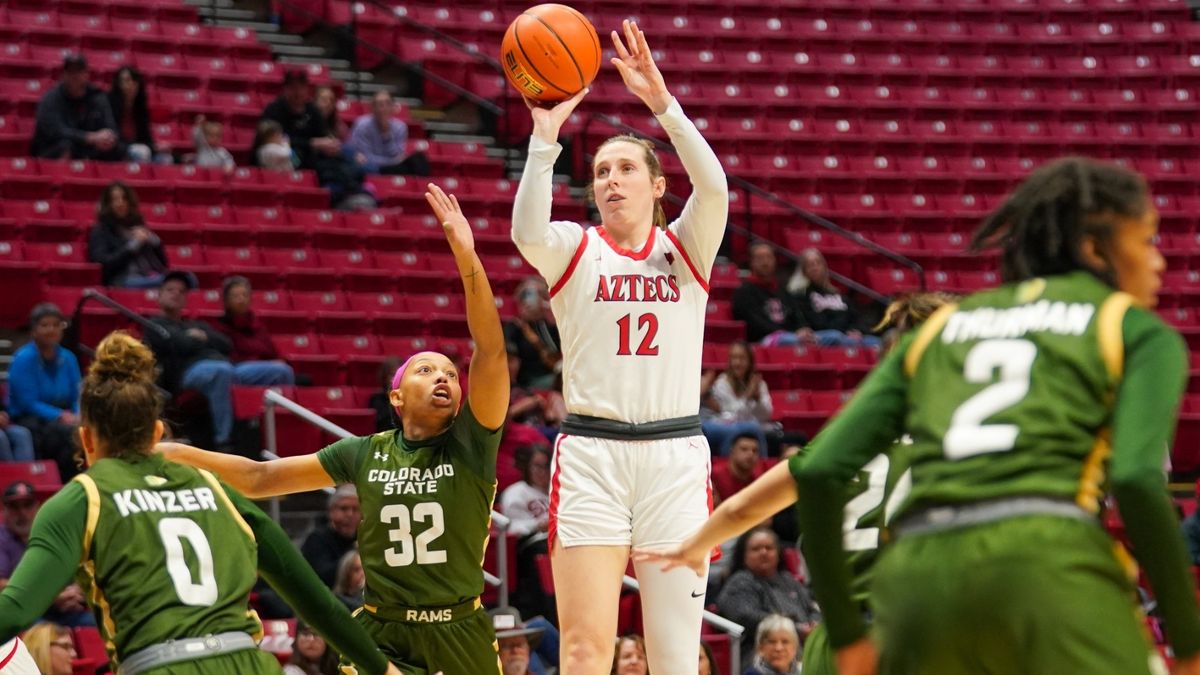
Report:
300,484,360,588
369,356,401,433
699,642,718,675
0,399,32,464
30,54,121,161
253,119,295,172
505,277,560,389
22,623,75,675
87,181,169,288
332,550,364,611
209,275,295,385
108,66,164,164
744,615,802,675
283,621,340,675
711,434,766,503
716,527,819,670
191,115,235,172
701,340,771,456
347,91,430,176
732,242,807,345
508,346,566,441
502,444,552,619
612,634,649,675
492,607,545,675
261,70,375,210
7,304,81,481
790,248,880,348
314,85,349,141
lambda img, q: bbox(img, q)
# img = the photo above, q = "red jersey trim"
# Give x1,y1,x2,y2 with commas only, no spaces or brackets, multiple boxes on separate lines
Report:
0,638,21,668
664,229,711,294
546,434,568,550
549,235,589,299
596,225,656,261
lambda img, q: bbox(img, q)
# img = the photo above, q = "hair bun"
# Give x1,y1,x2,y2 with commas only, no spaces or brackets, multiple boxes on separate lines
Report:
89,331,156,383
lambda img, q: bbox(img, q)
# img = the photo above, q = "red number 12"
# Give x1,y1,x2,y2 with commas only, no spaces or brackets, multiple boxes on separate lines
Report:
616,313,660,356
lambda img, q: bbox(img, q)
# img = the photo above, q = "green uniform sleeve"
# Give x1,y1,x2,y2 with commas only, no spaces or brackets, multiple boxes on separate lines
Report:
791,337,912,649
0,482,87,642
225,485,390,675
317,436,369,485
451,401,502,482
1108,310,1200,658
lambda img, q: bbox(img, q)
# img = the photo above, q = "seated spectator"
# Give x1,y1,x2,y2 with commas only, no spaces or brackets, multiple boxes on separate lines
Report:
332,550,364,611
300,484,360,588
505,278,560,389
31,54,121,161
347,91,430,176
7,304,81,480
743,615,802,675
261,70,375,210
732,242,806,345
283,621,340,675
790,248,880,348
700,642,719,675
711,434,766,503
145,272,291,450
108,66,166,163
502,444,553,619
191,115,235,172
493,606,544,675
22,623,75,675
612,634,649,675
1182,484,1200,565
253,119,295,172
716,527,819,671
701,340,771,456
314,85,349,141
0,399,32,463
87,181,168,288
508,347,566,442
209,275,295,384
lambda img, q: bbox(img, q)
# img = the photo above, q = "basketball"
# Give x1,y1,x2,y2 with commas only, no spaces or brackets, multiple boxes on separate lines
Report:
500,4,601,103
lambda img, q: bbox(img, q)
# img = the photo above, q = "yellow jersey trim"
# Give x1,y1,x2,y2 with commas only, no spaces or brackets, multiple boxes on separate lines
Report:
903,303,958,377
1097,292,1134,383
197,469,255,542
71,474,118,659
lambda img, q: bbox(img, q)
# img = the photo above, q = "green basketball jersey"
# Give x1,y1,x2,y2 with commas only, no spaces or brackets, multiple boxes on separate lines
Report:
74,454,262,663
842,439,912,603
317,402,501,610
900,270,1157,516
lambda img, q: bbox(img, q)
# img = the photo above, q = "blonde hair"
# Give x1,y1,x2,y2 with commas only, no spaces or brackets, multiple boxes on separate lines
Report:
333,550,363,596
875,291,959,355
24,623,71,674
589,135,668,229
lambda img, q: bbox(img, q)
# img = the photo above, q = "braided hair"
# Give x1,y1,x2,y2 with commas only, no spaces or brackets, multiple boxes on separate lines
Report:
970,157,1148,285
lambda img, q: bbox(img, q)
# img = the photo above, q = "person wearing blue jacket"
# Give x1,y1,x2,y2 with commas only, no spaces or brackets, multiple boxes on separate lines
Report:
6,303,81,480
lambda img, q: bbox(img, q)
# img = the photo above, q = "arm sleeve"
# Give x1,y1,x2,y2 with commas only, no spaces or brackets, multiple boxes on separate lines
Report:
790,338,912,648
0,483,87,643
659,98,727,277
499,486,538,538
511,135,585,283
316,437,367,485
7,353,65,421
1108,310,1200,658
87,224,137,283
66,352,81,415
1182,513,1200,565
201,322,233,356
36,91,87,144
451,402,503,483
752,380,773,422
227,488,389,675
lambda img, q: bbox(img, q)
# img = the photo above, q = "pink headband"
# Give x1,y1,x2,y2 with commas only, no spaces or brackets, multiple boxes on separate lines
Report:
390,353,419,392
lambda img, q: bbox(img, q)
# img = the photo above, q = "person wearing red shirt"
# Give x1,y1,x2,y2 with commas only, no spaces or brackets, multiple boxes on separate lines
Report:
712,433,766,503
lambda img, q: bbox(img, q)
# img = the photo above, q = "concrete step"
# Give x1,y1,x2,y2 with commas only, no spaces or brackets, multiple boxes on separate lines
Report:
183,0,235,8
278,55,350,69
208,18,279,34
268,44,326,58
256,32,305,45
330,69,374,83
424,120,474,135
195,6,260,22
433,133,495,145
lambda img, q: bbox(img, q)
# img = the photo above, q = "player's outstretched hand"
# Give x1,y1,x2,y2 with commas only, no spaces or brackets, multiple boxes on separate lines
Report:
526,87,588,144
424,183,473,256
610,20,671,115
631,541,706,577
1173,652,1200,675
835,638,878,675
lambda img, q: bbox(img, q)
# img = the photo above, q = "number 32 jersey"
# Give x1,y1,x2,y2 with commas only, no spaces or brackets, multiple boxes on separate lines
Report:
317,402,501,609
548,224,711,423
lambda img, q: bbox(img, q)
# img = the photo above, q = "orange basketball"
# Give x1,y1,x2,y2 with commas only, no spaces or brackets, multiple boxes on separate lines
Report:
500,4,601,103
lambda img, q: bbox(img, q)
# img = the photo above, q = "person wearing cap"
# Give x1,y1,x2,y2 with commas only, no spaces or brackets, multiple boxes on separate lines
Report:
208,275,294,383
86,180,169,288
492,607,545,675
7,303,82,481
30,54,122,161
145,272,291,452
300,484,361,588
159,183,510,674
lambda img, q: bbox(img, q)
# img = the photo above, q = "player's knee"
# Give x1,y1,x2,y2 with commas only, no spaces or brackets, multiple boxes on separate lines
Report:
561,629,612,668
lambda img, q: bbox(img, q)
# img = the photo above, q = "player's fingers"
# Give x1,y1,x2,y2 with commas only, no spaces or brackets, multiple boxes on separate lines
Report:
610,29,630,60
635,24,650,55
623,20,639,58
424,186,447,212
610,58,632,83
449,193,462,213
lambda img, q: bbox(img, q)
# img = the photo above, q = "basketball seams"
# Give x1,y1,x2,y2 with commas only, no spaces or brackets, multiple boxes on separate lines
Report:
514,14,576,97
561,5,601,78
522,10,586,92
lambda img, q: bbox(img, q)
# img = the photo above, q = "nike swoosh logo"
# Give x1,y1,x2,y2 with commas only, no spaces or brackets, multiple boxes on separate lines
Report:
690,590,704,598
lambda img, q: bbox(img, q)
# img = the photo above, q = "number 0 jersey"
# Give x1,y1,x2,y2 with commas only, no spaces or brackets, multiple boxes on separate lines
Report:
317,402,501,609
72,455,262,662
900,270,1184,516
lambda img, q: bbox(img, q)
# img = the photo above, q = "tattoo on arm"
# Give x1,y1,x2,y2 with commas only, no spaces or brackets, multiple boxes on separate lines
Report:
465,266,480,293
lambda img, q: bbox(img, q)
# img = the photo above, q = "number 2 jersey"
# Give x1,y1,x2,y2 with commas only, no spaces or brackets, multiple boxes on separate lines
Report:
511,98,727,424
317,402,501,609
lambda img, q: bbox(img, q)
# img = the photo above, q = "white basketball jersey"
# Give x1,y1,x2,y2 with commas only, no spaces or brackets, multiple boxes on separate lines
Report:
0,639,38,675
549,224,709,423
